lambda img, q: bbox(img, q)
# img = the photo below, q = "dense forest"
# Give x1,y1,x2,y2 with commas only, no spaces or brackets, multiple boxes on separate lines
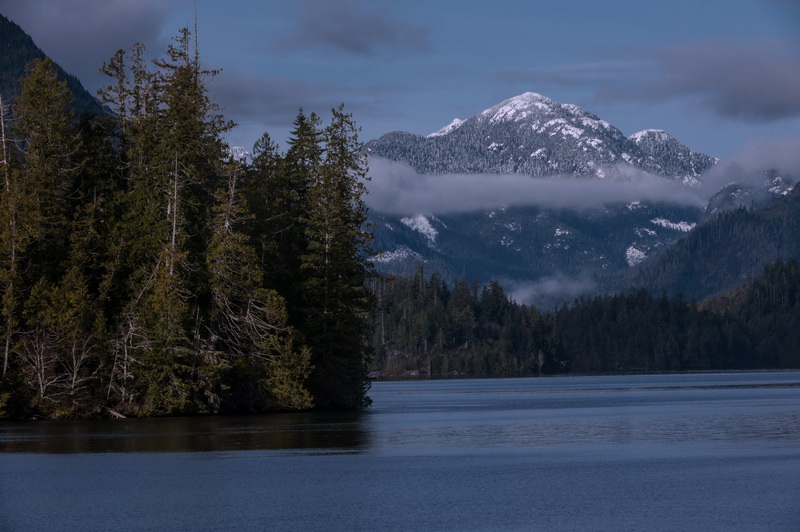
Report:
0,28,373,419
370,259,800,376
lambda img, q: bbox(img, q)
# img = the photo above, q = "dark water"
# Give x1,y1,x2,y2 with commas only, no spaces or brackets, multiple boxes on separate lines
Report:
2,372,799,531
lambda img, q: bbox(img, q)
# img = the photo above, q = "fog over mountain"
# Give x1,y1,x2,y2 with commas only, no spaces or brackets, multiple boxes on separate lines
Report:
365,136,800,216
698,136,800,197
365,158,705,216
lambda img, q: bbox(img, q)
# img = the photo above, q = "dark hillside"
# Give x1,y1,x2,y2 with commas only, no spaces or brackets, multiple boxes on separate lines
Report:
605,184,800,300
0,14,105,116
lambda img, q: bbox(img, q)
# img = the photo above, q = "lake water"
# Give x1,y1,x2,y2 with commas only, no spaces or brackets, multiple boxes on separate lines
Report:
1,372,799,531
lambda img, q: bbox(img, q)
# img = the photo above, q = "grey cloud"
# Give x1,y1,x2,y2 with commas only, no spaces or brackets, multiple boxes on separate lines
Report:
699,136,800,195
495,60,650,89
499,38,800,124
644,38,800,122
586,38,800,123
0,0,176,91
366,137,800,217
209,71,344,128
278,0,430,55
208,69,403,148
365,157,705,216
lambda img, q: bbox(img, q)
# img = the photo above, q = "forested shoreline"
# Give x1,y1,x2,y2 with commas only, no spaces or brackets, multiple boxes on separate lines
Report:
369,259,800,377
0,28,373,419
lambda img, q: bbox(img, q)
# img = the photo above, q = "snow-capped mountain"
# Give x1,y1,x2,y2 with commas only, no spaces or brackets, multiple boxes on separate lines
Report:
364,92,796,306
227,146,250,162
366,92,717,181
629,129,719,184
362,93,724,304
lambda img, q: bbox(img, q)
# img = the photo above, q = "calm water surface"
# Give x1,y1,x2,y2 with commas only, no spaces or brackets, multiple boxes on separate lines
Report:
1,372,799,531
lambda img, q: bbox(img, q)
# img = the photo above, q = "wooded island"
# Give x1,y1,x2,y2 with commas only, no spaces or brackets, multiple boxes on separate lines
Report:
0,28,373,418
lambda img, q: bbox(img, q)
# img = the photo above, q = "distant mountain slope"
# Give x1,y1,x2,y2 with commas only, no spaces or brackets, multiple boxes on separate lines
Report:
0,14,105,116
629,129,716,182
366,92,717,180
611,183,800,300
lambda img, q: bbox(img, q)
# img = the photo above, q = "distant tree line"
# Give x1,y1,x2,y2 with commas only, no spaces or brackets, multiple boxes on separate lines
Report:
370,259,800,376
0,28,372,419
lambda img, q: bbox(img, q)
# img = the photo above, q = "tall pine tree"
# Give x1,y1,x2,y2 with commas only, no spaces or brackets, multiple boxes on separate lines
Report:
301,105,373,408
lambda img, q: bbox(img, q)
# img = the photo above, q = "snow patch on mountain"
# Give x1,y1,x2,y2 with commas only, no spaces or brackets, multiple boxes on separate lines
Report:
372,245,425,264
651,218,696,232
428,118,465,137
227,146,249,162
559,124,583,139
626,246,647,266
400,215,438,245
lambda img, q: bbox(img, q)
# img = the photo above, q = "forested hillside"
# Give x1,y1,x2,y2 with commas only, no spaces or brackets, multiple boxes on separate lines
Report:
370,260,800,376
610,184,800,299
0,28,372,419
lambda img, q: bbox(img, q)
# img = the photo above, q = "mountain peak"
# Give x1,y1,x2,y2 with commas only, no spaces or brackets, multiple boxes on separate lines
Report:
630,129,671,143
479,92,556,123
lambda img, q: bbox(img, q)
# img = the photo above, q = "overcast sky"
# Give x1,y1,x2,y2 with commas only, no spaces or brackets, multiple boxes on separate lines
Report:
1,0,799,159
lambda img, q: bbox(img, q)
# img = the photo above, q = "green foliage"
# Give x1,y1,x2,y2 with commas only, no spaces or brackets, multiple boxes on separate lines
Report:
300,106,374,408
0,28,374,419
267,344,314,410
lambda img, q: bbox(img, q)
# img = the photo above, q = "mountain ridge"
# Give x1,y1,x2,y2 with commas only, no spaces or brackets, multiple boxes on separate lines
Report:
366,92,717,180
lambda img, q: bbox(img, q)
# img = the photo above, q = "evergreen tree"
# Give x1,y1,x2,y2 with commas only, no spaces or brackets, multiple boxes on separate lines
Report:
265,111,323,326
11,57,78,281
301,106,373,408
1,58,80,412
0,92,19,381
243,132,284,271
98,28,233,415
206,159,312,411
